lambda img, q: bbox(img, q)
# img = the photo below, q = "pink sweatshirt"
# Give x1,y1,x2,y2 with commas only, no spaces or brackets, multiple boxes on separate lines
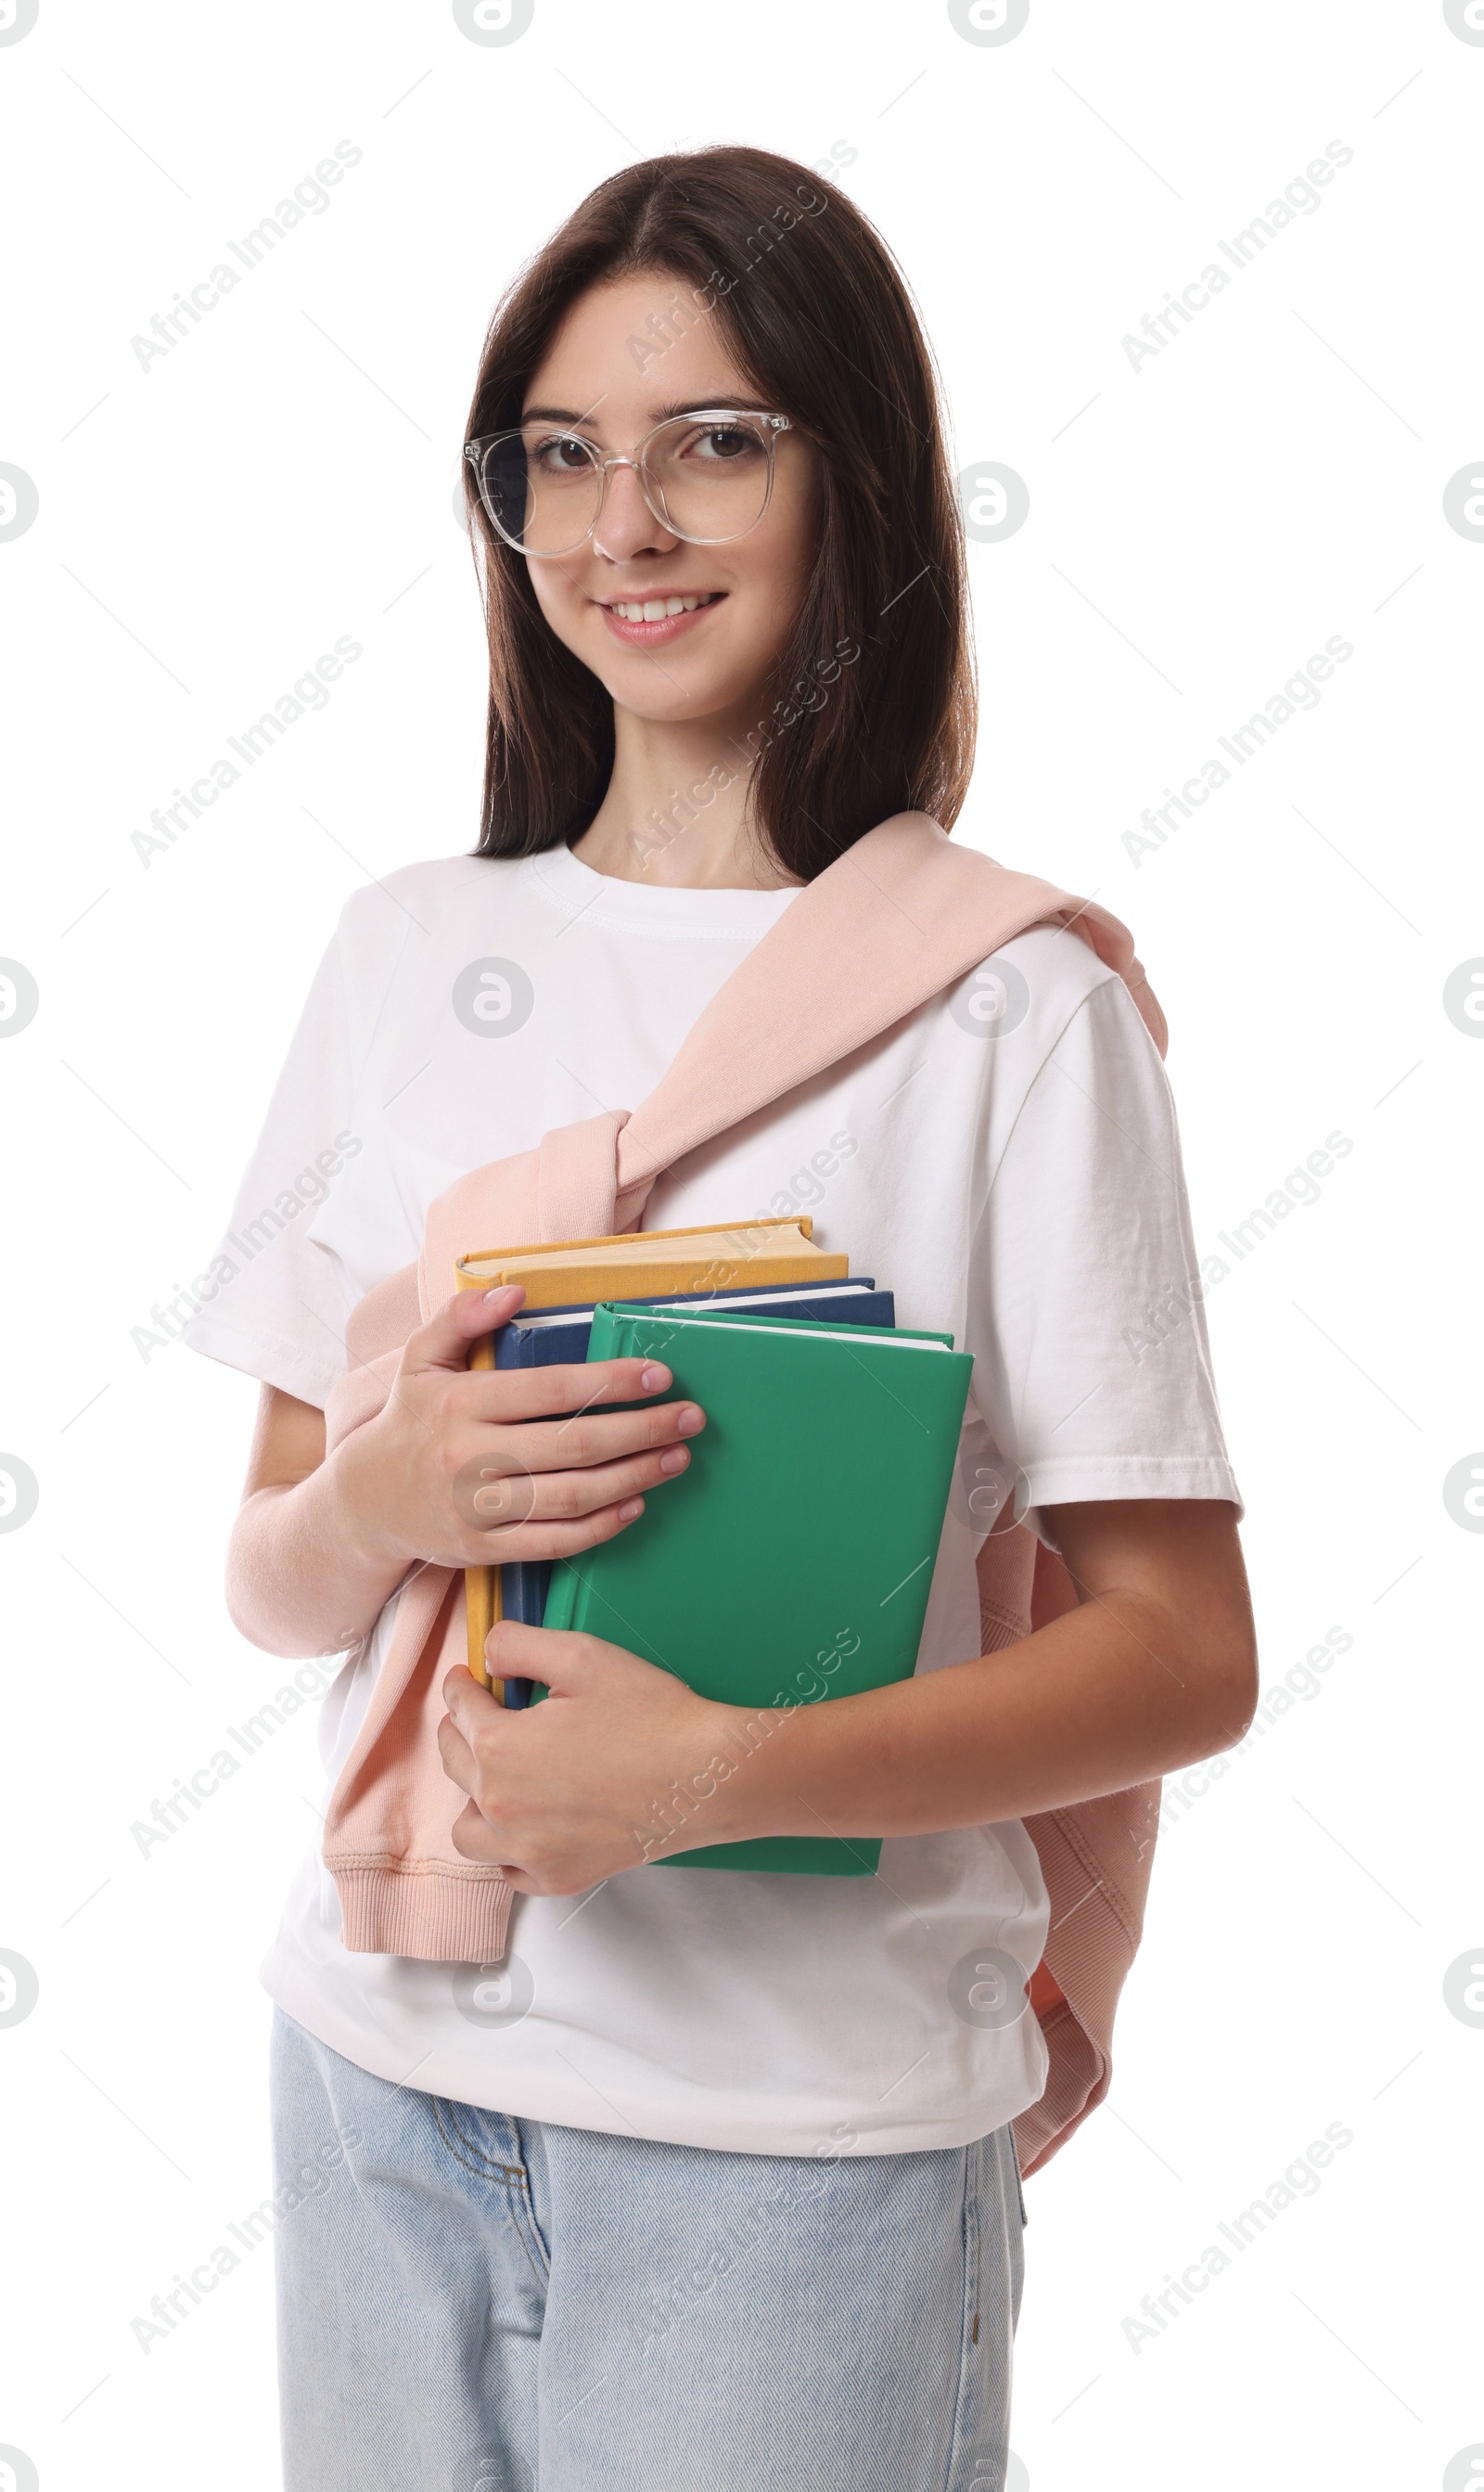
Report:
316,812,1171,2177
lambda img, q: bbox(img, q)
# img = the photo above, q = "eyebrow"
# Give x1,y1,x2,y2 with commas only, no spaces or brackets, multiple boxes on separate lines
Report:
519,397,775,426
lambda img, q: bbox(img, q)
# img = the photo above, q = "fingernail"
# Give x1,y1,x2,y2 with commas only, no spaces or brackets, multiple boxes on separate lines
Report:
640,1364,671,1391
659,1446,689,1474
618,1496,645,1521
481,1285,521,1307
675,1405,704,1434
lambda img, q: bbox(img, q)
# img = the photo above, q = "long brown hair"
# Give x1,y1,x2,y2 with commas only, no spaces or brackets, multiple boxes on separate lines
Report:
462,145,975,883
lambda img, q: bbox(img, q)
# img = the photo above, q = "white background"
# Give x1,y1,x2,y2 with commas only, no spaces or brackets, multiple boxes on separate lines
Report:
1,2,1479,2486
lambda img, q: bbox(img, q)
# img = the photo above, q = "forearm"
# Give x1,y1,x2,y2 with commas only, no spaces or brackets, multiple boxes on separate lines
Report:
701,1587,1258,1845
226,1436,411,1661
441,1502,1258,1896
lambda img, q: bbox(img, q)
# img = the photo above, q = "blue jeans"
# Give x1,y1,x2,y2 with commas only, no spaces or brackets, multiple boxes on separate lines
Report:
271,2008,1028,2491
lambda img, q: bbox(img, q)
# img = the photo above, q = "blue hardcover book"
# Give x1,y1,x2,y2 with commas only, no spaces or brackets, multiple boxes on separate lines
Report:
493,1278,894,1702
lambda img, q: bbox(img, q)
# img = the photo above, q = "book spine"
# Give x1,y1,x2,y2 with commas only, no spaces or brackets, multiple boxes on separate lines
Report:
465,1322,498,1683
498,1557,547,1708
585,1302,625,1362
531,1322,591,1367
541,1308,613,1670
541,1562,579,1634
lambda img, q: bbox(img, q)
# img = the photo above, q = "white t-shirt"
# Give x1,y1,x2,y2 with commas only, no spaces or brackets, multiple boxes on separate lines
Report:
184,841,1238,2156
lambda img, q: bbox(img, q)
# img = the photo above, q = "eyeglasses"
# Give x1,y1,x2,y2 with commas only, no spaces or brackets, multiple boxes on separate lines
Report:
463,409,793,557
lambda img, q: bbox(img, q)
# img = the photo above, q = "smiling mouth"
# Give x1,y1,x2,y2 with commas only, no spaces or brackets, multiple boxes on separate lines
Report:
603,591,723,622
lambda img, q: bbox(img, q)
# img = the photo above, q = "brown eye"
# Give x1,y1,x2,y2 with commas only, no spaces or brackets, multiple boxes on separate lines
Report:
690,425,758,463
531,434,593,474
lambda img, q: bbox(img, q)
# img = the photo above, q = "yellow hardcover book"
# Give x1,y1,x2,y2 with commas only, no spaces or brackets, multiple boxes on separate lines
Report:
454,1216,842,1306
463,1327,503,1694
456,1219,849,1692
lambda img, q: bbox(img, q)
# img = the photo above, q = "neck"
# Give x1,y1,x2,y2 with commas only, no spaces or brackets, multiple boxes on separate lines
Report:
569,701,801,891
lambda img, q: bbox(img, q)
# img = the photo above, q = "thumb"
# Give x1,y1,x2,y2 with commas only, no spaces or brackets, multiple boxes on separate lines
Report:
403,1282,526,1378
485,1618,596,1696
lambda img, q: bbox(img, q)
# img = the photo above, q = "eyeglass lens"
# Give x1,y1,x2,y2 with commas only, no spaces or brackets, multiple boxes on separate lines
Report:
478,415,776,553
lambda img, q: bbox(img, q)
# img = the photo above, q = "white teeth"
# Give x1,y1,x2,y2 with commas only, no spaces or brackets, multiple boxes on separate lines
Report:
609,593,715,622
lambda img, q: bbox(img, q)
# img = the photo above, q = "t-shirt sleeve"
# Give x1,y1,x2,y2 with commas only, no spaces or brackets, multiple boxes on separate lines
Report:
179,913,371,1409
965,972,1241,1545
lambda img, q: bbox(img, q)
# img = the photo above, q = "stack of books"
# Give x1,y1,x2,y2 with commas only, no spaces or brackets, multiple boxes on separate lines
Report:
455,1218,972,1877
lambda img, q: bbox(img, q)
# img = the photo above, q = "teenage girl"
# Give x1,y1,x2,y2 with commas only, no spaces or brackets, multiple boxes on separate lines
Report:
186,145,1254,2492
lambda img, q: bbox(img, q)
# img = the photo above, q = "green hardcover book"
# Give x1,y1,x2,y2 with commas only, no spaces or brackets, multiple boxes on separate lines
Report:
539,1302,974,1876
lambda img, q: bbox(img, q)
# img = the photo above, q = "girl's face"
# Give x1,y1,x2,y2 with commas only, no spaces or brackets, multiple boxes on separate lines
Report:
518,275,818,730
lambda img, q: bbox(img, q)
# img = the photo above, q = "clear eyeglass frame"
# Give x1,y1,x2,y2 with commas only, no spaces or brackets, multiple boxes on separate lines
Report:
462,408,794,556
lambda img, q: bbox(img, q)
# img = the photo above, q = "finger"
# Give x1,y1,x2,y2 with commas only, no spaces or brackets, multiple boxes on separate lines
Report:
459,1489,651,1567
453,1427,690,1540
450,1798,519,1869
484,1619,595,1692
458,1355,685,1426
402,1284,526,1380
447,1419,700,1537
467,1404,704,1485
440,1663,506,1750
435,1710,480,1798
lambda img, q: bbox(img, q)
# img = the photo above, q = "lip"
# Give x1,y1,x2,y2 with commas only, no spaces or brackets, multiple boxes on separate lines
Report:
597,592,726,649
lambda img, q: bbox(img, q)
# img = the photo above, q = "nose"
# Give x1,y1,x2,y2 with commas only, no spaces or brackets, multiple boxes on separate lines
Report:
593,459,676,563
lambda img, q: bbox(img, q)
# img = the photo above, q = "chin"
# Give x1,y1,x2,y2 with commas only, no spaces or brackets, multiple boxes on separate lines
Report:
610,683,723,725
592,646,736,715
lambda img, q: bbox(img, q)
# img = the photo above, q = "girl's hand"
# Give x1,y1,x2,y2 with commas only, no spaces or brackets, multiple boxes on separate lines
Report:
438,1621,748,1894
335,1284,705,1574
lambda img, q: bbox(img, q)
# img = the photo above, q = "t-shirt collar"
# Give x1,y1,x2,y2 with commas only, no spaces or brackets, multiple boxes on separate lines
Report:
525,840,802,938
